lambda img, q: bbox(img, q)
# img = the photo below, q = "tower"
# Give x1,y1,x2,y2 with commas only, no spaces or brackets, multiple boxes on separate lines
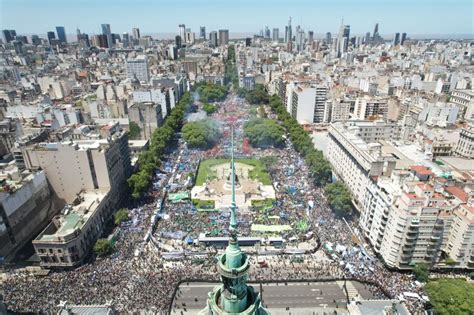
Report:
101,24,113,48
199,126,269,315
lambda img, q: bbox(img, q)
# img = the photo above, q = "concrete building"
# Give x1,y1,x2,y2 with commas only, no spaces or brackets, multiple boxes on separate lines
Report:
209,31,218,47
449,89,474,121
454,125,474,159
0,169,60,261
445,200,474,269
291,85,316,124
272,28,279,42
218,29,229,46
354,97,388,120
418,103,459,127
33,190,111,268
22,124,131,204
330,98,352,122
101,24,112,48
126,55,149,83
327,121,398,207
128,101,164,140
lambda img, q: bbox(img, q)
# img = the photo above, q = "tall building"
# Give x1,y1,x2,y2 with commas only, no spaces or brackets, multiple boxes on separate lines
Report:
308,30,314,43
47,31,56,45
55,26,67,43
401,32,407,45
122,32,130,48
272,28,279,42
218,29,229,46
325,32,332,44
126,55,150,82
175,35,182,49
354,96,388,120
22,124,131,205
31,34,41,45
179,24,186,42
132,27,140,40
285,16,292,43
198,128,269,315
101,23,113,48
373,23,379,41
338,23,350,55
295,29,305,52
200,26,206,39
2,29,15,43
264,26,270,39
393,32,400,45
209,31,218,47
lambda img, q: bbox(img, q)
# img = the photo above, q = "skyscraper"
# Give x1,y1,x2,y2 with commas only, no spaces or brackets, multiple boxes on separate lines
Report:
296,29,305,52
285,17,292,43
175,35,182,49
200,26,206,39
209,31,218,47
132,27,140,40
308,30,314,43
47,31,56,45
393,33,400,46
272,28,279,42
372,22,380,43
2,30,14,43
56,26,67,43
178,24,186,42
218,29,229,46
338,23,350,55
198,127,269,315
101,24,113,48
365,32,371,44
122,33,130,48
325,32,332,44
264,26,270,39
401,33,407,45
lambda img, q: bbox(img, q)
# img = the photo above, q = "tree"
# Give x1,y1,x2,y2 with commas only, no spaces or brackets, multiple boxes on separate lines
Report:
93,238,114,257
413,263,430,282
114,208,129,226
245,84,269,105
203,102,217,115
325,182,352,216
426,279,474,315
196,83,228,103
128,121,141,140
182,120,221,148
244,118,285,148
260,156,278,170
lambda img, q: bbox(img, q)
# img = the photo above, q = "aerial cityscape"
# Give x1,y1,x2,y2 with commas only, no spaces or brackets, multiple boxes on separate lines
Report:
0,0,473,314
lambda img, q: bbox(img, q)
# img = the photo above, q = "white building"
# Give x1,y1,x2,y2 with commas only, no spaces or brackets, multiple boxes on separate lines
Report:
454,124,474,159
418,103,459,127
354,96,388,120
327,121,398,207
126,55,149,83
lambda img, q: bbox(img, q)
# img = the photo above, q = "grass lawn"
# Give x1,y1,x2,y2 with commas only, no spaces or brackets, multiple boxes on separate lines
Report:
195,158,272,186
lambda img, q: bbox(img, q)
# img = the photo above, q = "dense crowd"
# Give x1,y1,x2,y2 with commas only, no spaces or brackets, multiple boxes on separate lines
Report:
2,92,426,314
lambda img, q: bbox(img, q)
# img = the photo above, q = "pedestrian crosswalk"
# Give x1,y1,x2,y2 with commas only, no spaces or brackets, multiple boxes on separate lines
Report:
336,280,360,301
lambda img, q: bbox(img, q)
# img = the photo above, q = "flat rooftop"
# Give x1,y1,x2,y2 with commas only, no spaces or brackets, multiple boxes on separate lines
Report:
36,191,107,242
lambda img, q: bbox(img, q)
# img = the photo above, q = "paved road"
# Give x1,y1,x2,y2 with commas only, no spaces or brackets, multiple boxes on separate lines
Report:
171,281,349,314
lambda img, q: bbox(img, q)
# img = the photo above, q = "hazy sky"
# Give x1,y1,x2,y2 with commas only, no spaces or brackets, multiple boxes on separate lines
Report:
1,0,473,37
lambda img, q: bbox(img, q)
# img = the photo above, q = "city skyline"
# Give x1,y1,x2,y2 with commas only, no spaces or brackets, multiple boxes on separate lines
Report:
1,0,473,37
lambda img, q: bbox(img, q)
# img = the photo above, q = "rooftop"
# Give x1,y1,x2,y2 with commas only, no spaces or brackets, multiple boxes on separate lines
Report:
35,191,107,243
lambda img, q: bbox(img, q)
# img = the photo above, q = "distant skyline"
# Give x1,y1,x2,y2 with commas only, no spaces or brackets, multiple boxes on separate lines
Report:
1,0,473,38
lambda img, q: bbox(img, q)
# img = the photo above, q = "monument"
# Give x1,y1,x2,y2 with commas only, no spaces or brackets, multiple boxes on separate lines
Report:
198,126,269,315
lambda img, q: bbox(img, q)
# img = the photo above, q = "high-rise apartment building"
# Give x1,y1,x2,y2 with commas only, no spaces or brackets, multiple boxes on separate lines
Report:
126,55,150,82
454,125,474,159
179,24,186,42
218,29,229,46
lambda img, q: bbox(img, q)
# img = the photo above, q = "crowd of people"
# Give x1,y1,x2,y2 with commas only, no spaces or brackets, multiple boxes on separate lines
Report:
2,92,426,314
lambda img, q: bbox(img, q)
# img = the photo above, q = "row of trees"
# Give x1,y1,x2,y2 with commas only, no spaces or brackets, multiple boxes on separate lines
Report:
195,82,228,103
243,118,285,148
267,94,352,216
224,45,238,86
182,119,221,149
127,92,191,199
237,84,270,105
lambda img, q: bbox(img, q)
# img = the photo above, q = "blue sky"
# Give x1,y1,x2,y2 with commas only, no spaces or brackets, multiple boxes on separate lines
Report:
1,0,473,36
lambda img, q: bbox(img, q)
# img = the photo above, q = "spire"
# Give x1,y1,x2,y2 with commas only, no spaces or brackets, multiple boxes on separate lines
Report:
229,124,237,238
